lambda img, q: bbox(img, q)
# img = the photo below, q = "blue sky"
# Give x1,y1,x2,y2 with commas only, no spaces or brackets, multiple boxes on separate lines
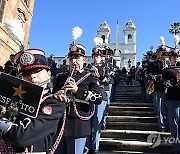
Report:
29,0,180,62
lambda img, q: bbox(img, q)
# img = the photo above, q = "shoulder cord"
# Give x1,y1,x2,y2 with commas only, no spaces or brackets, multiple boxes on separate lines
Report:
0,139,16,153
72,72,95,120
72,100,95,120
49,110,66,154
24,145,33,154
23,93,67,154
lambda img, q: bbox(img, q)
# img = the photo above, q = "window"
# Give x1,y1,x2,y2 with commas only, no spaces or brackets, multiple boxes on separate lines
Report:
101,35,105,43
24,0,29,7
0,0,5,23
128,34,133,42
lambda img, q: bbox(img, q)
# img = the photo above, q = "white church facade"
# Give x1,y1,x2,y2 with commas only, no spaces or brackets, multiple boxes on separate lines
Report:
97,19,137,69
54,19,137,70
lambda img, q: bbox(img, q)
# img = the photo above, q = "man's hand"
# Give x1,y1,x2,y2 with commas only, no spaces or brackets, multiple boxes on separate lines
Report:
177,72,180,80
91,66,100,78
54,90,70,103
64,77,78,94
148,79,154,84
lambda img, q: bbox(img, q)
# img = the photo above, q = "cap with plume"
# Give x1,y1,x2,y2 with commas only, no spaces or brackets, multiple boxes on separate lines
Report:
156,36,167,53
173,35,180,47
159,36,165,46
93,37,103,47
72,26,83,43
68,26,85,56
4,18,25,44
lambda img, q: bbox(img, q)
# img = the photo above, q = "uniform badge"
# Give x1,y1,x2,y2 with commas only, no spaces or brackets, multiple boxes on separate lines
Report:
42,106,52,115
70,45,78,51
20,52,35,66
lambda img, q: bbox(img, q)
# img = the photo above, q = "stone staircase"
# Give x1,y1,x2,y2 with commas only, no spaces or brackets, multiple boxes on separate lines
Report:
99,82,174,154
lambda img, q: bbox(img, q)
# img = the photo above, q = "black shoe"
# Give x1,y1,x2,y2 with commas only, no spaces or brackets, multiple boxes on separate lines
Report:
91,150,99,154
87,150,99,154
83,149,90,154
101,125,106,130
159,127,165,132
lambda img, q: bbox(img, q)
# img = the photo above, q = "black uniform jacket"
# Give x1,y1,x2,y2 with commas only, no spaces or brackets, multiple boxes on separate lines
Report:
148,60,164,91
4,61,17,77
162,66,180,100
3,97,66,153
142,59,151,80
96,64,110,101
54,70,103,137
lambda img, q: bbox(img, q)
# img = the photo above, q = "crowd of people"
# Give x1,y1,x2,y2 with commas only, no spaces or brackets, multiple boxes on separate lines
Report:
0,42,119,154
136,45,180,153
1,39,180,154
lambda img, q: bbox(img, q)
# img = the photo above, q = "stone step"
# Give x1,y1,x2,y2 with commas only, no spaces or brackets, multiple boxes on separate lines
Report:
116,87,141,90
114,99,143,102
115,94,141,97
106,121,159,131
99,83,173,153
115,97,142,100
99,138,173,153
115,91,141,94
101,130,171,140
106,116,157,123
99,150,171,154
108,110,155,116
115,90,141,92
108,106,154,112
110,102,153,107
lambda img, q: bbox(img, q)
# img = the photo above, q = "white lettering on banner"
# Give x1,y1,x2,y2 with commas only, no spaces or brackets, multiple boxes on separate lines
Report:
0,94,35,114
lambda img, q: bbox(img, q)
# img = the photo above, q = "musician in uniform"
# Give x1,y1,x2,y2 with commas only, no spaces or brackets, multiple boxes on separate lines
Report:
142,51,153,103
85,47,110,154
137,66,146,103
101,50,111,130
54,43,103,154
162,48,180,152
4,54,18,77
148,46,166,131
0,48,66,153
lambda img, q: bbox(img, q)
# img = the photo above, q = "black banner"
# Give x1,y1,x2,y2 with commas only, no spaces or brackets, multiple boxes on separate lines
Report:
0,72,43,118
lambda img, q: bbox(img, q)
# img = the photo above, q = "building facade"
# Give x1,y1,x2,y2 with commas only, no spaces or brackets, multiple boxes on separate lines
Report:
0,0,35,66
97,19,137,69
54,20,137,70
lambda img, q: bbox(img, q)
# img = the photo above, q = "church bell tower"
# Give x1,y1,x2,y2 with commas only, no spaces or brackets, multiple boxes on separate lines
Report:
97,21,111,45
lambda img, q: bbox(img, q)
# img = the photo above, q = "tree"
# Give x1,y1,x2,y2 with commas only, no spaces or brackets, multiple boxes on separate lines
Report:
169,22,180,35
169,22,180,46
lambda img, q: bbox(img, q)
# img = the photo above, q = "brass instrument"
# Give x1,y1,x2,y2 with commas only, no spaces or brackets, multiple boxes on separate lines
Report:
146,82,154,95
